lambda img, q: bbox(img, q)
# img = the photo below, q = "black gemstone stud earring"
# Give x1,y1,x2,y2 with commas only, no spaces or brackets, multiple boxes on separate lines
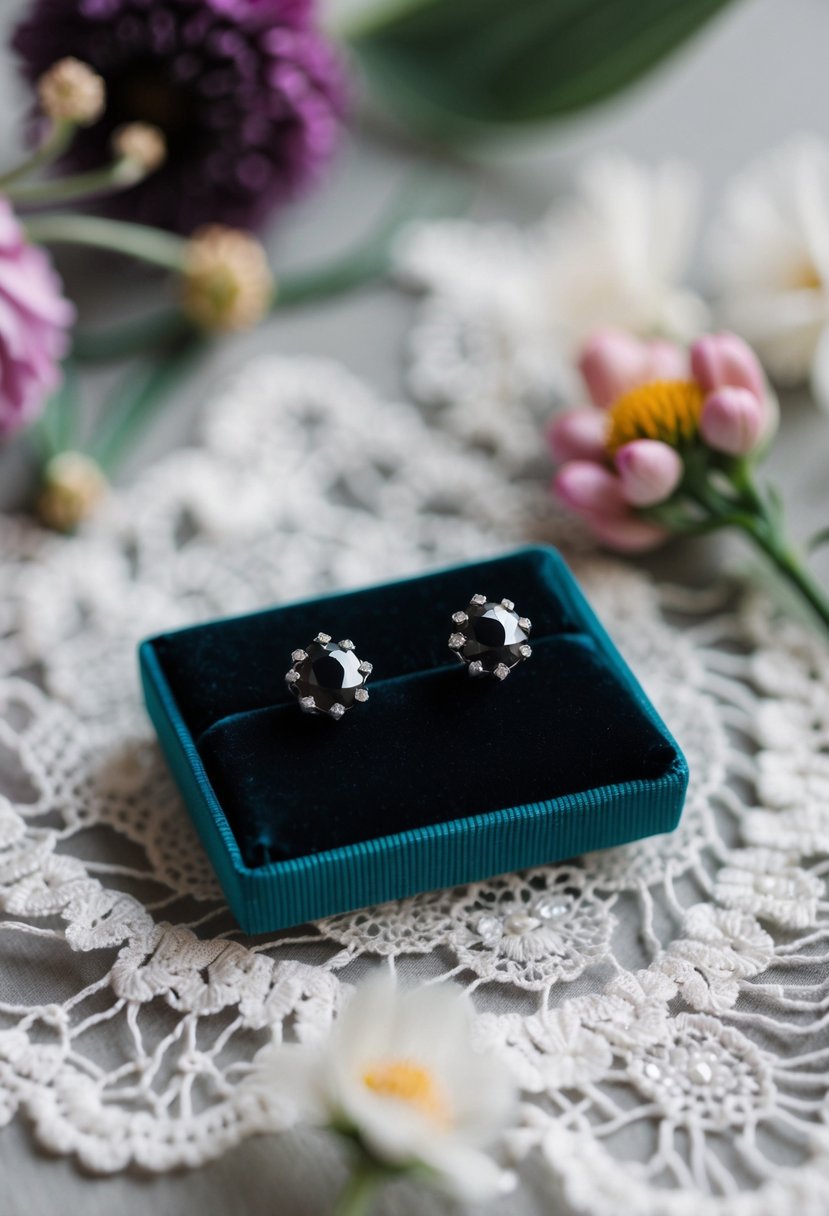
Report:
449,595,532,680
285,634,372,720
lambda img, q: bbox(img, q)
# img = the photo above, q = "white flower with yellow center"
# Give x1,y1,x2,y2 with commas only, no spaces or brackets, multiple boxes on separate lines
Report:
256,977,515,1203
541,154,708,348
708,135,829,406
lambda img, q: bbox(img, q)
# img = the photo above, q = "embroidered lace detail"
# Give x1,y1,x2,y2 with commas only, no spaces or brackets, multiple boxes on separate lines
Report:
0,334,827,1212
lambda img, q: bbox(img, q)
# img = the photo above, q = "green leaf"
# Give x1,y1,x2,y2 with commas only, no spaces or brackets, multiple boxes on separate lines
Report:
807,525,829,554
348,0,736,138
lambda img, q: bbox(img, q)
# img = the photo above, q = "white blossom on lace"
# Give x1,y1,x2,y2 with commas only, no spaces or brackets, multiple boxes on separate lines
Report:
657,905,774,1012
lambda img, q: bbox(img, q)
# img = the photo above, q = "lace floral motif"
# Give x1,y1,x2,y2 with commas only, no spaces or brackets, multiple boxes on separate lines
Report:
0,337,828,1214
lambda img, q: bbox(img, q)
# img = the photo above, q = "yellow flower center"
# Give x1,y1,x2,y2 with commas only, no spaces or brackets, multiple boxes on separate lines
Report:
790,259,823,291
605,379,704,454
362,1059,451,1128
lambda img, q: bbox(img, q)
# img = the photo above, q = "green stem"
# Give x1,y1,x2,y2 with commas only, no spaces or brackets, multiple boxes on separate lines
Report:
8,158,145,208
736,516,829,636
22,213,186,271
89,336,204,474
333,1164,382,1216
0,119,74,189
71,308,195,363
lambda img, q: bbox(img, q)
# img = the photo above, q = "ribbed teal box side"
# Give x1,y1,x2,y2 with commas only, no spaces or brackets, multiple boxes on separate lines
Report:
139,545,689,935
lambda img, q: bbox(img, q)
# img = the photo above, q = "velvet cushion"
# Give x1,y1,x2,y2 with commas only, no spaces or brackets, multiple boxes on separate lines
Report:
147,548,681,869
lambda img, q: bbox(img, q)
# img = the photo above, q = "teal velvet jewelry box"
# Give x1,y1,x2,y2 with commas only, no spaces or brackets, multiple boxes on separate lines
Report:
139,546,688,934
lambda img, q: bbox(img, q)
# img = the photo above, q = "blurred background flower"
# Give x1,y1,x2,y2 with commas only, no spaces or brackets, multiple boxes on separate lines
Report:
0,195,73,439
12,0,347,234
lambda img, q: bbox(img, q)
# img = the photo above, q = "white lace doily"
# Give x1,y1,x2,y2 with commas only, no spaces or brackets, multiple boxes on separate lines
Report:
2,274,829,1213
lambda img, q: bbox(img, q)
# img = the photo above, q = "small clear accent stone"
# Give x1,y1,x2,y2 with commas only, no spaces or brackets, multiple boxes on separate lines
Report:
448,633,466,649
339,639,355,650
493,663,510,680
518,617,531,632
299,696,316,712
504,911,540,935
519,645,532,659
535,894,570,920
358,660,373,674
328,703,346,719
354,688,369,702
291,649,307,663
285,670,300,684
452,611,468,624
501,598,515,611
476,914,502,944
468,660,484,676
471,593,487,605
315,632,331,644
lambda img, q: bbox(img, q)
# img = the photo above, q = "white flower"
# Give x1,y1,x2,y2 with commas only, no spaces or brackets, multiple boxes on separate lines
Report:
255,977,515,1202
708,135,829,406
715,848,822,929
541,154,708,347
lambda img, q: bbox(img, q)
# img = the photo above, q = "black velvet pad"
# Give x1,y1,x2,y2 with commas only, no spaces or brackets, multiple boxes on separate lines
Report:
147,549,678,868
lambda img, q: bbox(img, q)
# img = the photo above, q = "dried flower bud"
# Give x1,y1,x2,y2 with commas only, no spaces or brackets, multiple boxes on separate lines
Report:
181,226,273,333
37,452,108,533
37,57,105,125
112,122,166,174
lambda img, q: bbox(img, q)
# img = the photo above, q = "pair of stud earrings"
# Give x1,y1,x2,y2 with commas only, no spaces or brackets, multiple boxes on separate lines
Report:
285,594,533,720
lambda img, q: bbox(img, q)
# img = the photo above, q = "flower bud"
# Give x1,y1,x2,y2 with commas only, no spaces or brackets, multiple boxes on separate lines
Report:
37,452,108,532
578,329,650,409
547,408,607,463
700,386,764,456
181,226,273,333
614,439,683,507
112,123,166,174
553,461,625,516
37,58,105,126
690,332,765,401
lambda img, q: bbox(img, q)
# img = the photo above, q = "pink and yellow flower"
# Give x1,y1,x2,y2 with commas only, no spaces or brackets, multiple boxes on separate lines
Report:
549,328,771,551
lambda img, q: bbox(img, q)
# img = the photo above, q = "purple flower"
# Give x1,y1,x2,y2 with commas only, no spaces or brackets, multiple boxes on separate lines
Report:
13,0,346,234
0,198,74,439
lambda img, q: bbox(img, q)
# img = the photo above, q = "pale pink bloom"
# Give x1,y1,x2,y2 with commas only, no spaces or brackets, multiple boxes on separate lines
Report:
547,408,607,463
690,332,765,400
700,386,764,456
589,513,669,553
553,461,625,516
614,439,683,507
579,328,686,409
0,198,74,439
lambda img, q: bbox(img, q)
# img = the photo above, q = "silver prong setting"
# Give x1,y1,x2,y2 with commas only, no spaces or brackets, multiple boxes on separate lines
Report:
287,634,373,719
450,594,533,681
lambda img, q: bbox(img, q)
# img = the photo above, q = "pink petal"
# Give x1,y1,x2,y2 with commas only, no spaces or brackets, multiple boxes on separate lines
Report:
578,329,652,409
589,513,670,553
553,461,626,516
547,408,608,463
691,332,765,400
700,387,764,456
